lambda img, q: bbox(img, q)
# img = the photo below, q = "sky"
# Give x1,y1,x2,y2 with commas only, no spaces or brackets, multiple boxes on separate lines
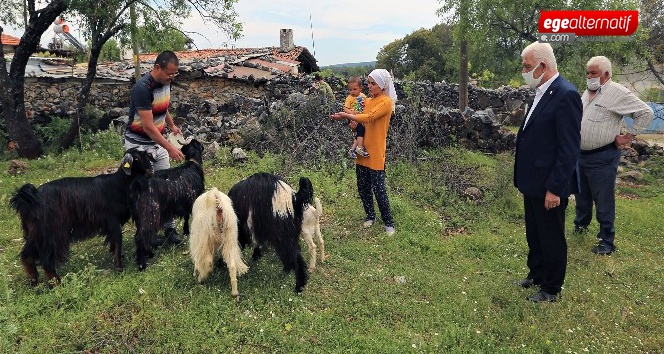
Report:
182,0,444,66
2,0,444,67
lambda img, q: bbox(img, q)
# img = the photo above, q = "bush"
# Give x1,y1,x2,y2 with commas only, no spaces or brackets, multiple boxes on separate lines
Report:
34,116,71,153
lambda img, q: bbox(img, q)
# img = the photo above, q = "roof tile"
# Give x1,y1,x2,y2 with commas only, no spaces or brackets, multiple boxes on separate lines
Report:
1,33,21,47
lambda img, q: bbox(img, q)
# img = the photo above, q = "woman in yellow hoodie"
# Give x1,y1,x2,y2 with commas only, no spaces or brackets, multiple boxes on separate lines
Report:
330,69,397,236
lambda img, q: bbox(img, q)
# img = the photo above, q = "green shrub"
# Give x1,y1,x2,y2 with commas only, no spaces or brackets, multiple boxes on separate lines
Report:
33,116,71,153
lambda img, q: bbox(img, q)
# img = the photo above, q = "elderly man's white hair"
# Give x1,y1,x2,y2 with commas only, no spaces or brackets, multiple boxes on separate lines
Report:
586,56,612,77
521,42,558,71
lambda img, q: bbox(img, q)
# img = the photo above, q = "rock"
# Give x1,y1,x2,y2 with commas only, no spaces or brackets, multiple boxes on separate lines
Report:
203,141,220,161
618,170,644,181
462,186,483,202
231,147,248,161
8,160,28,175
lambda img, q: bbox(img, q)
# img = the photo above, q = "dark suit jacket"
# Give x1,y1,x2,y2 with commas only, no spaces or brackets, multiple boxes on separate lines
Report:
514,75,582,198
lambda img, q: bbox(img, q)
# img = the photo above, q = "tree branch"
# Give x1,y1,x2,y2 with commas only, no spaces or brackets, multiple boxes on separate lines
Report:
645,57,664,87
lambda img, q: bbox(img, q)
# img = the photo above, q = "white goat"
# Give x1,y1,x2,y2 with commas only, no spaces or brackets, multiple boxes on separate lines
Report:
189,187,248,297
301,197,325,271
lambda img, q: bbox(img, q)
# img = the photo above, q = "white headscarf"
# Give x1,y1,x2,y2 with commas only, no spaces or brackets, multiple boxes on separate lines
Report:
369,69,398,104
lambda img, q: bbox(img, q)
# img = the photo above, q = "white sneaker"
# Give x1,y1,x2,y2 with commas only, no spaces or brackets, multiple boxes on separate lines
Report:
362,220,374,228
385,226,395,236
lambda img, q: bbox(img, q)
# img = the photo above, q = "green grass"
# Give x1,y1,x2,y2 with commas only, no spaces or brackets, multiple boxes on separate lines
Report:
1,133,662,353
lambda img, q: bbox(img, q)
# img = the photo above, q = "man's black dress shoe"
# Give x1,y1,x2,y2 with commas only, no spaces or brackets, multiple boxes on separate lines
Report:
528,290,558,303
592,242,616,255
514,278,538,289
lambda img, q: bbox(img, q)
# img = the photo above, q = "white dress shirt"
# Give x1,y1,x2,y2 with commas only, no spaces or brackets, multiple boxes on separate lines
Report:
523,73,560,128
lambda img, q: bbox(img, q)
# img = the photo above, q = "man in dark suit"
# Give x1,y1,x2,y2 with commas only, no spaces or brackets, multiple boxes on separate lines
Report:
513,42,582,303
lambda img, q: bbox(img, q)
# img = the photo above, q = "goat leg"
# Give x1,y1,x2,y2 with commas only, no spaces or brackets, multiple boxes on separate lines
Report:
108,222,124,271
43,266,60,287
21,257,39,286
251,245,263,260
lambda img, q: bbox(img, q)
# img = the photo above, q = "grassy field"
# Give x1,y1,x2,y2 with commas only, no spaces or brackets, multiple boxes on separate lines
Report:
1,131,662,353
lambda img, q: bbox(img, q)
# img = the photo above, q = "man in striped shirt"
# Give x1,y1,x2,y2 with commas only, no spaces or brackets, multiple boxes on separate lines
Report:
574,56,654,255
124,50,185,246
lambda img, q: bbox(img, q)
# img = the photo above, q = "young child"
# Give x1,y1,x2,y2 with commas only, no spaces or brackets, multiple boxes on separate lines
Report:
344,77,369,159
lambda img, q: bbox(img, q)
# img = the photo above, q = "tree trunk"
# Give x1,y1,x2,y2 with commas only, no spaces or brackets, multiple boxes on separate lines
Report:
60,45,102,150
459,40,469,110
61,25,123,150
2,0,67,158
458,0,470,111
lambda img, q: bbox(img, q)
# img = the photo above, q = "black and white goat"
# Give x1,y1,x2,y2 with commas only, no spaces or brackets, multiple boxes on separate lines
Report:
130,139,205,270
228,172,314,293
9,148,154,285
189,187,248,296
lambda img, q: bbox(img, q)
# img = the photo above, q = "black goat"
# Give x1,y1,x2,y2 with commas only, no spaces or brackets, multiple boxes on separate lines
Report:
9,148,154,285
228,172,314,293
130,139,205,270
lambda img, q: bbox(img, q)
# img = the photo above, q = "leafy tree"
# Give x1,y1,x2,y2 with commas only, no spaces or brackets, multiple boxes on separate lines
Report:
323,65,375,78
641,0,664,86
1,0,67,158
99,38,122,62
437,0,648,89
59,0,242,150
376,23,456,82
0,0,241,156
136,18,193,52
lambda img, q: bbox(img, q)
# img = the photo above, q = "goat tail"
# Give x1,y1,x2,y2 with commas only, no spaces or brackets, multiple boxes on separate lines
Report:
190,188,248,283
10,184,43,237
295,177,314,210
218,190,248,277
10,184,40,215
190,189,220,283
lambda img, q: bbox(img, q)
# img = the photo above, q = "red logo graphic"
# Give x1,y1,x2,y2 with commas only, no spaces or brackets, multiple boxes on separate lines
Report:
538,10,638,36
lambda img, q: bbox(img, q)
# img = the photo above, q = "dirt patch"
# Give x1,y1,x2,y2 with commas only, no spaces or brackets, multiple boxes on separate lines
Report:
617,191,640,200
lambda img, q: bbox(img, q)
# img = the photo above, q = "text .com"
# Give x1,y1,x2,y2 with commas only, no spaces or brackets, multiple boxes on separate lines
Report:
538,10,638,36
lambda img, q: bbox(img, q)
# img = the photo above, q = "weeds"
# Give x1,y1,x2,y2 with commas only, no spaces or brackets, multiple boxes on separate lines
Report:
1,141,662,353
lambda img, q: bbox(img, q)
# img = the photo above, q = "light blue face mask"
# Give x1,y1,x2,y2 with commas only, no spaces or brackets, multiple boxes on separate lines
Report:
522,62,544,89
587,77,601,91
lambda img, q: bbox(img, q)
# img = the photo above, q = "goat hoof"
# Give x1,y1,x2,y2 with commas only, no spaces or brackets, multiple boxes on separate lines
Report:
138,263,147,271
28,278,39,287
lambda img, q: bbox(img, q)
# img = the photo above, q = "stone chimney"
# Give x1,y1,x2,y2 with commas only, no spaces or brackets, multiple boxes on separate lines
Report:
280,29,294,52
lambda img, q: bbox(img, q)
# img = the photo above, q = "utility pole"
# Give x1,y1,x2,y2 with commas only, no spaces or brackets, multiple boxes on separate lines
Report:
130,3,141,80
458,0,470,111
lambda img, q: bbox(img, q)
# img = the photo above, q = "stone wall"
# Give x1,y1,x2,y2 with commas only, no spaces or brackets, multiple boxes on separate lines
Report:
22,75,532,153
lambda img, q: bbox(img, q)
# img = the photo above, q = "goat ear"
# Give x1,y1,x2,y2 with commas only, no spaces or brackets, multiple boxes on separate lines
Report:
121,153,134,175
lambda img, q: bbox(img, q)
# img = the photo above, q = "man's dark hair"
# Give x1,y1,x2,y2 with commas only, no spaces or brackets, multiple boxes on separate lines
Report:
155,51,179,69
314,72,323,81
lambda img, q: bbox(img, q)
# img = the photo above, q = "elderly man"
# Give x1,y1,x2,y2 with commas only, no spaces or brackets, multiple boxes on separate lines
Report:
513,42,582,303
574,56,654,255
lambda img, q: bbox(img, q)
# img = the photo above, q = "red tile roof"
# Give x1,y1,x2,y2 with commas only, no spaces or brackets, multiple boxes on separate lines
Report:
138,47,307,62
1,33,20,46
